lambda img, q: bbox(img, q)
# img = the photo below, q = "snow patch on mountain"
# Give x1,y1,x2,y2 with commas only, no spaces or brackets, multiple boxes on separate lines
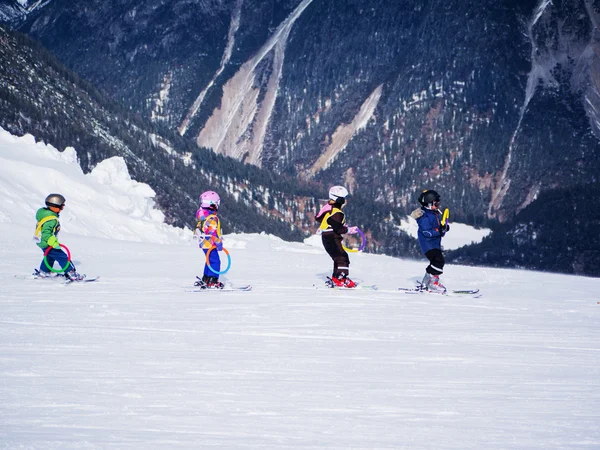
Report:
398,215,491,250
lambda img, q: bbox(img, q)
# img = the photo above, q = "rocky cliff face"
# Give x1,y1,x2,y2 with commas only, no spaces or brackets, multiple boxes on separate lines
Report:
4,0,600,274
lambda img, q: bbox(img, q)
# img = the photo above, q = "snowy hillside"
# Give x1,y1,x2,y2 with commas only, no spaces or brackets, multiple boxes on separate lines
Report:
1,130,600,449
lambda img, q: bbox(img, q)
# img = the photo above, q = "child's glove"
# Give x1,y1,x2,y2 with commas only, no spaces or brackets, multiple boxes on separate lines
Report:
215,240,223,251
410,208,423,219
440,223,450,236
347,226,359,234
47,235,61,249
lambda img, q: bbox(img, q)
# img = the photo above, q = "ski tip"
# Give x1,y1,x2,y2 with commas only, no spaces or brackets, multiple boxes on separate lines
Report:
359,284,378,290
222,285,252,291
450,289,480,295
66,276,100,284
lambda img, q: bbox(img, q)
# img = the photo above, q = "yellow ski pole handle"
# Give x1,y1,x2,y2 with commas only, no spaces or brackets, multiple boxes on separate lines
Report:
442,208,450,226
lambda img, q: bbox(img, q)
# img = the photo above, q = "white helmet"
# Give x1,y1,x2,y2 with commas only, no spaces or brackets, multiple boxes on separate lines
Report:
329,186,349,202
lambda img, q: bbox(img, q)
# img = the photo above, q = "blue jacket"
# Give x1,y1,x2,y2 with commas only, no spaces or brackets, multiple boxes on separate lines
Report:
416,207,444,254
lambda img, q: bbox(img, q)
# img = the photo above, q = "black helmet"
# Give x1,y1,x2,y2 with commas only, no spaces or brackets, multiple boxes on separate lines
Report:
45,193,66,208
418,189,440,207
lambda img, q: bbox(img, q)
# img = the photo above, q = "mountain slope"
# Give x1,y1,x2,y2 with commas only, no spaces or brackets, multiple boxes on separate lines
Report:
0,25,315,240
4,2,600,274
450,184,600,277
3,0,600,273
13,0,600,219
0,25,428,256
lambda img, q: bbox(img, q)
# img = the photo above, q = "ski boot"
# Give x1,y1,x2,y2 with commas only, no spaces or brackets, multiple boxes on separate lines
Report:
194,275,224,289
417,273,432,291
33,269,53,279
327,274,356,289
65,270,85,282
194,275,210,288
206,276,224,289
426,274,446,294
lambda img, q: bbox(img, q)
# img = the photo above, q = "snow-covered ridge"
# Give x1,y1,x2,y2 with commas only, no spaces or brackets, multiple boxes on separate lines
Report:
0,127,188,244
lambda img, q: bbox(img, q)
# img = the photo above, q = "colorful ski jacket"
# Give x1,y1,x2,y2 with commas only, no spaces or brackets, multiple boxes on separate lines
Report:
195,208,223,250
416,207,444,254
315,203,348,237
35,207,60,249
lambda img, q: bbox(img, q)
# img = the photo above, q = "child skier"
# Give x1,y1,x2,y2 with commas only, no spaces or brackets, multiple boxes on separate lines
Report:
315,186,359,288
411,189,450,293
33,193,84,281
193,190,225,289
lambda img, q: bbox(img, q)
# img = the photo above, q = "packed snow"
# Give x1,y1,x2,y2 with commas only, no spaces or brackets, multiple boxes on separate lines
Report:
1,128,599,449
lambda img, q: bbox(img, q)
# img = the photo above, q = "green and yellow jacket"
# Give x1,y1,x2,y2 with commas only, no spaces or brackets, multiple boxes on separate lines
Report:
34,208,60,249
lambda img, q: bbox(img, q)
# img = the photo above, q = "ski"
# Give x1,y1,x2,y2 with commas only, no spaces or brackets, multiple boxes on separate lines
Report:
397,286,481,297
65,276,100,284
451,289,480,295
186,285,252,293
189,276,252,292
316,281,378,291
15,274,61,281
17,273,99,284
356,284,378,290
327,284,378,291
319,276,378,290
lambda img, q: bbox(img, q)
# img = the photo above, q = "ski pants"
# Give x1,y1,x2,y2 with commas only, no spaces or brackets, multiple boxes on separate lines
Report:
322,233,350,278
425,248,445,276
202,247,221,278
39,247,76,273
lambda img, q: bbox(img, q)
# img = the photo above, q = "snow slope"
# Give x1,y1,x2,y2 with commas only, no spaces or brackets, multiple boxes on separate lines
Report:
1,129,599,449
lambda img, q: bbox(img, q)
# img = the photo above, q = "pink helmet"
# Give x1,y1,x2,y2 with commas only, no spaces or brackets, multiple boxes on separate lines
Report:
200,190,221,209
